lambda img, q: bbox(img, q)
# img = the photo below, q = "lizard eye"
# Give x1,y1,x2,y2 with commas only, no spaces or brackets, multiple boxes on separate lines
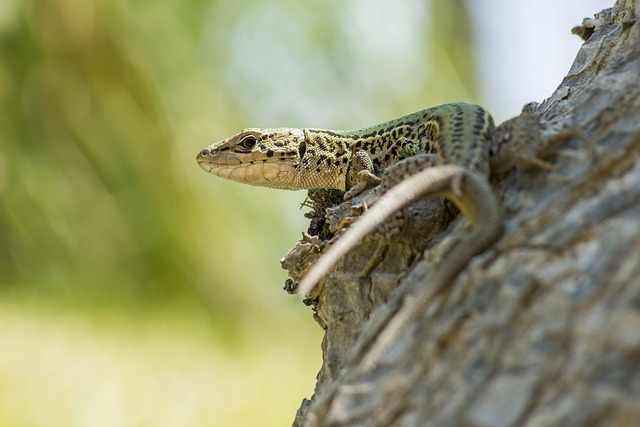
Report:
238,134,258,150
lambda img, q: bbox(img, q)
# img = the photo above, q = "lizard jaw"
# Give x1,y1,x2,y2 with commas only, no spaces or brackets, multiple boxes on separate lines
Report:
197,150,299,189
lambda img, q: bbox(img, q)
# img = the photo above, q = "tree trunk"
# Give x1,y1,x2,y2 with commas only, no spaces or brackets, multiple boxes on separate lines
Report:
289,1,640,425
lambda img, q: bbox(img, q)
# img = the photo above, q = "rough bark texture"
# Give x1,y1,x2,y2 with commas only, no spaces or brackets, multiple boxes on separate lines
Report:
290,1,640,425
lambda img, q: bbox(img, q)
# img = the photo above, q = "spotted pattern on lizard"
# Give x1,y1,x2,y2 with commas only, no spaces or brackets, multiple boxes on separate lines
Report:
197,103,494,193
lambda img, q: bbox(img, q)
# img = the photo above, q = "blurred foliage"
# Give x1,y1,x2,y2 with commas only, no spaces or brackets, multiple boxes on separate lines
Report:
0,0,478,425
1,0,205,303
429,0,478,99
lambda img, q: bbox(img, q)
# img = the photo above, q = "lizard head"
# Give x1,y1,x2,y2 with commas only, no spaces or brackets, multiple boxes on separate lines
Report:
197,128,307,189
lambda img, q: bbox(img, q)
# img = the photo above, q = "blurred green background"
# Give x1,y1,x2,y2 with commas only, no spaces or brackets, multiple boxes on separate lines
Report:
0,0,608,426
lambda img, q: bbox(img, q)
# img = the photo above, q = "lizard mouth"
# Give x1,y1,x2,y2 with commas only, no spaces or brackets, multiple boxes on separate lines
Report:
197,151,242,173
197,148,298,188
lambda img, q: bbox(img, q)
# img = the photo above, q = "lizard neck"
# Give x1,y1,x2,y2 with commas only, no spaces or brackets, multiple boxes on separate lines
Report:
294,129,355,191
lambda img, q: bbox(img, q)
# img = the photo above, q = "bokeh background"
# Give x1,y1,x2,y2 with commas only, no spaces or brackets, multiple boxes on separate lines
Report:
0,0,611,426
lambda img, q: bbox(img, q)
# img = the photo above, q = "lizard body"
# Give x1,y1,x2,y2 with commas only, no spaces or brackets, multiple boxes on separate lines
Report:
197,102,500,298
197,103,492,192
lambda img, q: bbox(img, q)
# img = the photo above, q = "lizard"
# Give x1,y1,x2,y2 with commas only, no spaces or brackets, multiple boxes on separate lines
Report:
197,102,502,300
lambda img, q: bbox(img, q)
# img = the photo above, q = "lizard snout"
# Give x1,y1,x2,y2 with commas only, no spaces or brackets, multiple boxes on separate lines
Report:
197,148,211,161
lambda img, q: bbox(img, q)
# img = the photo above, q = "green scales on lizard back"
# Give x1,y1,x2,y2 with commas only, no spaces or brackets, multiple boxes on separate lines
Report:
197,103,495,191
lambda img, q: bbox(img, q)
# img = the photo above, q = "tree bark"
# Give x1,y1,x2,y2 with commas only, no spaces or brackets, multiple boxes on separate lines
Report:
289,1,640,425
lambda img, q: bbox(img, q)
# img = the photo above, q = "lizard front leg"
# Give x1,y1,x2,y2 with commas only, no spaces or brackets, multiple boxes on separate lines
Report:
344,139,438,200
344,150,380,200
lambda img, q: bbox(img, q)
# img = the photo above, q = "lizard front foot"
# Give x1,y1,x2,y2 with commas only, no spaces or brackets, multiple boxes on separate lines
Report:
344,170,381,200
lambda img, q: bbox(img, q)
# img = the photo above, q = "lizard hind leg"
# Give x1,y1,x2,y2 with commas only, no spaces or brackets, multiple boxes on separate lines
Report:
357,207,409,279
355,154,439,277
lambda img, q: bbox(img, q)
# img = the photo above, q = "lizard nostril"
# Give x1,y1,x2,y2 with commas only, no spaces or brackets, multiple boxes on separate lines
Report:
199,149,209,158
